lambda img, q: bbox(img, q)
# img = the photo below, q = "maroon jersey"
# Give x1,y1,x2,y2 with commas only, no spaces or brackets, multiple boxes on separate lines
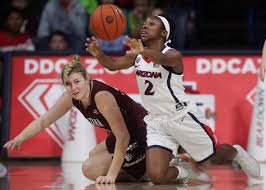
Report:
72,80,147,139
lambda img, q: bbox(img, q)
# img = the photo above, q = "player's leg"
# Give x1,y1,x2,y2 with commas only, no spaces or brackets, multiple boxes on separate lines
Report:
210,144,260,178
176,106,260,178
83,133,148,182
82,138,113,180
146,147,188,184
144,117,189,184
164,109,217,182
210,144,237,164
88,138,109,158
110,131,148,182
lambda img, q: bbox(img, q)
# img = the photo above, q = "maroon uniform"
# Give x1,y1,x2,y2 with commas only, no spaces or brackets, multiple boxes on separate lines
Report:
72,80,147,179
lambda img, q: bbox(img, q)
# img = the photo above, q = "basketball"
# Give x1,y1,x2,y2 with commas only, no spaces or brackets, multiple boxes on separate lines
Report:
89,4,127,41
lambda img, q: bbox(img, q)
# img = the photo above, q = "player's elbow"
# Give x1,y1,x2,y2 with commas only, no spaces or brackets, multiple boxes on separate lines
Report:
116,131,130,148
121,133,130,147
38,117,50,130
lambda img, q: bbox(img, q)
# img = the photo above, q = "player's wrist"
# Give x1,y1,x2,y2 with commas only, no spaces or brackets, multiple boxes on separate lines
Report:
139,46,144,54
106,172,117,180
96,52,105,59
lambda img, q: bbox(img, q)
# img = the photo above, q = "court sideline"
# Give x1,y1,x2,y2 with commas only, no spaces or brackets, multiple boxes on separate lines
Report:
0,160,264,190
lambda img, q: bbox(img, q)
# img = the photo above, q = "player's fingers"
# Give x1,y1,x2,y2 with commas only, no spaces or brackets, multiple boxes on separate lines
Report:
10,143,16,150
126,50,135,55
94,40,100,47
16,144,21,151
96,176,103,184
89,43,95,49
102,177,110,184
7,143,14,150
260,72,265,81
92,41,98,47
6,141,14,150
259,66,265,81
124,40,131,47
124,36,131,42
137,39,143,46
3,143,9,149
97,179,104,184
91,36,97,41
130,38,138,45
101,177,108,184
3,141,9,148
262,67,265,81
86,38,91,43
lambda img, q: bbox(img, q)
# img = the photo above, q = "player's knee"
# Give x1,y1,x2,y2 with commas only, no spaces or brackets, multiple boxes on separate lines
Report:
219,144,234,151
82,159,97,180
88,149,97,158
147,168,167,184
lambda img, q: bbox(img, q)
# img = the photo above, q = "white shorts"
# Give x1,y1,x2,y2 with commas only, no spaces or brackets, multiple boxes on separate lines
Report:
145,103,218,162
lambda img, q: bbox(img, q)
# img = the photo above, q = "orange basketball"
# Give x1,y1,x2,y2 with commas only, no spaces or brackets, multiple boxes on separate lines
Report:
90,4,127,41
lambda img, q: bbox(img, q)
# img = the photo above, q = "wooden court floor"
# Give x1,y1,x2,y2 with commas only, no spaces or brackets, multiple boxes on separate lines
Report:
0,160,265,190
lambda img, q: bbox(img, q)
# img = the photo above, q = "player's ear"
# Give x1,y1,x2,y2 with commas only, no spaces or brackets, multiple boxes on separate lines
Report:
161,30,167,39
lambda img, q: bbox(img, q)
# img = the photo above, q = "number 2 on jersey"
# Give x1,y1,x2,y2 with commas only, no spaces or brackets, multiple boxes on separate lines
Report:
144,80,155,95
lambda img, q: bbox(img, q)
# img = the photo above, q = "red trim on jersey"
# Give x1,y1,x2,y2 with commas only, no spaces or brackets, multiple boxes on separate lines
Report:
202,124,219,148
141,54,151,63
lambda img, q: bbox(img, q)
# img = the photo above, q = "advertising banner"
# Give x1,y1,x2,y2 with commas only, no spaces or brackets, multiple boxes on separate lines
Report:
9,55,260,157
184,56,260,147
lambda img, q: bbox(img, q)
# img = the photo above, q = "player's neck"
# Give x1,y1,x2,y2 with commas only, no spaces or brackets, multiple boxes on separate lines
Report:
80,81,92,109
145,39,165,51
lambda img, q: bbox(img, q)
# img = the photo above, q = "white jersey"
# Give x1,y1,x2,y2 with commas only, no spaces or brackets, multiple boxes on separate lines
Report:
135,46,191,117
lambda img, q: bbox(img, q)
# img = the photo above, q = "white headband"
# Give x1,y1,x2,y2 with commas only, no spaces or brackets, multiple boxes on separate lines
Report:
155,15,170,40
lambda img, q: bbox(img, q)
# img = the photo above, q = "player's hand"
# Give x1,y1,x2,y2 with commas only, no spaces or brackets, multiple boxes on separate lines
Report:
85,36,103,57
3,137,23,151
124,37,144,55
95,175,116,184
259,60,266,81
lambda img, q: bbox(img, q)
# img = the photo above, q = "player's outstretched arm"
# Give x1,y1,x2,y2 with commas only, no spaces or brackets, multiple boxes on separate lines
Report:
260,39,266,81
94,91,130,184
125,37,183,72
85,36,135,71
3,92,73,151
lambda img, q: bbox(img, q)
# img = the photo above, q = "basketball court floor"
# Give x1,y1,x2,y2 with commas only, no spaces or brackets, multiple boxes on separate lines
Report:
0,160,265,190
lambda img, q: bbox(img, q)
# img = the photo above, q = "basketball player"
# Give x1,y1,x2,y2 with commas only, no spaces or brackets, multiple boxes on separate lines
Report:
4,55,147,184
85,15,261,184
260,39,266,81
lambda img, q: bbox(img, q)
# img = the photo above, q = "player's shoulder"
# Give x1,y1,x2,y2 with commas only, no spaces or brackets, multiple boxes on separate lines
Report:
162,45,180,53
163,46,182,57
92,80,115,96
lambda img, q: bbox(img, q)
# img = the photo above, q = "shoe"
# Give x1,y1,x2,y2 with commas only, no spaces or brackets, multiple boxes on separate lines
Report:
170,157,179,166
176,166,189,184
0,163,7,178
233,145,260,178
179,159,212,183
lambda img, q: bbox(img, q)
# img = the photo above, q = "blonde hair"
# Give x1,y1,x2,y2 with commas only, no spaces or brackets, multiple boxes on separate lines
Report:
61,55,87,83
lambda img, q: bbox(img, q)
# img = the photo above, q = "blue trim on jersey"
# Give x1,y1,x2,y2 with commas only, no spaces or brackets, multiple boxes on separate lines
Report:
162,65,183,75
167,72,181,103
147,145,173,155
